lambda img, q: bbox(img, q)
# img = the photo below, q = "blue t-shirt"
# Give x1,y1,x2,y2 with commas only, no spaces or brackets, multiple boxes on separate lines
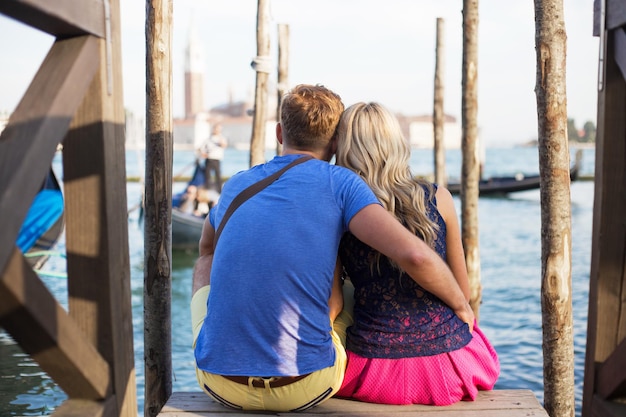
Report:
194,154,379,376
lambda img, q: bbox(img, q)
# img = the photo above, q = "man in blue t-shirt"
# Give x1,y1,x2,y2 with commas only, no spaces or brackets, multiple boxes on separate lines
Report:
191,84,474,412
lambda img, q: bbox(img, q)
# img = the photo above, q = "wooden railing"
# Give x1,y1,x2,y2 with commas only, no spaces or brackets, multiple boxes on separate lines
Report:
0,1,137,416
582,1,626,416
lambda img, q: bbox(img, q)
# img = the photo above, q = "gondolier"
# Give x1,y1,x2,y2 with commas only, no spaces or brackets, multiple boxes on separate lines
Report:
200,124,227,192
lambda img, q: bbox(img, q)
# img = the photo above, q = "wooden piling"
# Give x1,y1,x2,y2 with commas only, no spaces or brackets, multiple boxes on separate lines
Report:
461,0,482,320
433,17,446,187
250,0,271,167
276,23,290,156
144,1,174,416
534,1,575,416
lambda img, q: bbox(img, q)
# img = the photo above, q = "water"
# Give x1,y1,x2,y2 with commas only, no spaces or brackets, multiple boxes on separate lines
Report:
0,146,596,416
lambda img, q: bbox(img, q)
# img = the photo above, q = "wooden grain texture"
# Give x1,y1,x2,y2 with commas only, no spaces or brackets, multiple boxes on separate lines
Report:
157,390,549,417
144,0,174,415
0,0,105,37
249,0,271,167
433,17,446,188
534,1,575,416
0,247,111,399
460,0,482,320
61,0,138,414
594,0,626,34
589,394,626,417
596,337,626,398
0,35,99,280
583,18,626,417
275,23,289,156
45,396,118,417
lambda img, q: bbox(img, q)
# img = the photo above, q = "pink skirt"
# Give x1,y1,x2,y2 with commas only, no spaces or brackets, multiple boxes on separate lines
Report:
335,324,500,406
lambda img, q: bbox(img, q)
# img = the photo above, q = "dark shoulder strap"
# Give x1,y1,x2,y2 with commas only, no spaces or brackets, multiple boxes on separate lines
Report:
213,155,313,249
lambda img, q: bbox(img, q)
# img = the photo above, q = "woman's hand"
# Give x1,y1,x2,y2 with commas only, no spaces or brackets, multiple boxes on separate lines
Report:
454,302,475,333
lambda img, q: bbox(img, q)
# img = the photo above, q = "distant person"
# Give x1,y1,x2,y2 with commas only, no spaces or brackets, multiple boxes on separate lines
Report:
191,84,474,412
334,102,500,406
200,124,227,191
177,184,199,214
195,187,220,216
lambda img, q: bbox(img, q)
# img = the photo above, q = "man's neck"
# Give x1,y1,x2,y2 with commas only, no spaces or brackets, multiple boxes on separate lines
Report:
281,148,325,161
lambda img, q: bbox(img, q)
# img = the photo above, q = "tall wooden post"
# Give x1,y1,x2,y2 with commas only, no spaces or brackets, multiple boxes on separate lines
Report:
276,23,290,156
461,0,482,319
433,17,447,187
250,0,271,167
144,1,173,416
534,1,575,416
583,2,626,416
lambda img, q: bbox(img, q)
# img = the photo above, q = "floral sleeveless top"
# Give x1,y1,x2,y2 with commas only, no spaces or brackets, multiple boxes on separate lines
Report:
339,184,472,358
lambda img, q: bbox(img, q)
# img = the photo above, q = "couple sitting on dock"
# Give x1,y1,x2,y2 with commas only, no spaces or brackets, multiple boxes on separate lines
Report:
190,84,500,412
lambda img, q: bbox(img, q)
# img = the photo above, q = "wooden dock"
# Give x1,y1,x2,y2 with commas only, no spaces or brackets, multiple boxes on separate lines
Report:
157,390,548,417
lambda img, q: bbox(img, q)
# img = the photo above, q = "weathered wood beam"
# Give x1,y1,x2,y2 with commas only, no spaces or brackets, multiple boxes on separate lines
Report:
50,396,117,417
597,334,626,399
615,28,626,80
590,394,626,417
62,0,137,414
159,390,549,416
594,0,626,35
0,0,105,38
0,247,111,399
0,35,99,278
583,27,626,417
144,0,174,415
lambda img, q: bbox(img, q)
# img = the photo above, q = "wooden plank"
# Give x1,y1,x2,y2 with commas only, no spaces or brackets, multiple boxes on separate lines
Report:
597,335,626,398
591,31,626,363
594,0,626,35
158,390,548,416
590,394,626,417
583,26,626,417
50,396,117,417
0,35,99,277
0,0,105,38
615,28,626,80
62,0,137,415
0,247,111,399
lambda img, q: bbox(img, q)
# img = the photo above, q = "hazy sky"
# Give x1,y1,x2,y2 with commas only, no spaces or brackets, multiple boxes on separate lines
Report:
0,0,599,146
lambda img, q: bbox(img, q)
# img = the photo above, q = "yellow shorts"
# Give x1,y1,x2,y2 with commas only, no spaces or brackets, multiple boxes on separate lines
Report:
190,284,353,411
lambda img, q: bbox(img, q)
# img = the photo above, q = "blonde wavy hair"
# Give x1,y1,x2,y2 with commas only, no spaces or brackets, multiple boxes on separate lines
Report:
336,102,439,248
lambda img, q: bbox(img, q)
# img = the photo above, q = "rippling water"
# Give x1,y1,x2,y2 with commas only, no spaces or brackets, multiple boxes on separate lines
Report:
0,147,595,416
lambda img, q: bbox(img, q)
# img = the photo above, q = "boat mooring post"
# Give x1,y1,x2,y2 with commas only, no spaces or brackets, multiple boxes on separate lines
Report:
433,17,447,188
144,1,174,416
250,0,271,167
461,0,482,321
276,23,290,156
534,0,575,416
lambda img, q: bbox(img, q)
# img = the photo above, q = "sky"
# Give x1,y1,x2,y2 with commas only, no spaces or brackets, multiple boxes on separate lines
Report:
0,0,599,146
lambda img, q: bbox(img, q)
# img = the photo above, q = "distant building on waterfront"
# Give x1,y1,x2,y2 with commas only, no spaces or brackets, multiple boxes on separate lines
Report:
128,19,461,152
397,113,462,149
184,20,205,120
171,18,277,152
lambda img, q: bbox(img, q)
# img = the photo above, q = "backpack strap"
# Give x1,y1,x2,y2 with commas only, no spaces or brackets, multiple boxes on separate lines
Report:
213,155,313,249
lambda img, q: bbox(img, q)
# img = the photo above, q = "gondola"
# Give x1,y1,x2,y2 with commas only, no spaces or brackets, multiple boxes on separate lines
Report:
171,161,217,251
17,168,65,269
446,150,582,196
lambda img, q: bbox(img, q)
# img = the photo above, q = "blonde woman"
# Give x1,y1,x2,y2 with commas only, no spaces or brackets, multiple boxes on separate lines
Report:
334,102,500,405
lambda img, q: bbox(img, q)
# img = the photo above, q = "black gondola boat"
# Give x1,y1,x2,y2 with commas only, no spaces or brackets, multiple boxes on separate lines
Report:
446,150,582,196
